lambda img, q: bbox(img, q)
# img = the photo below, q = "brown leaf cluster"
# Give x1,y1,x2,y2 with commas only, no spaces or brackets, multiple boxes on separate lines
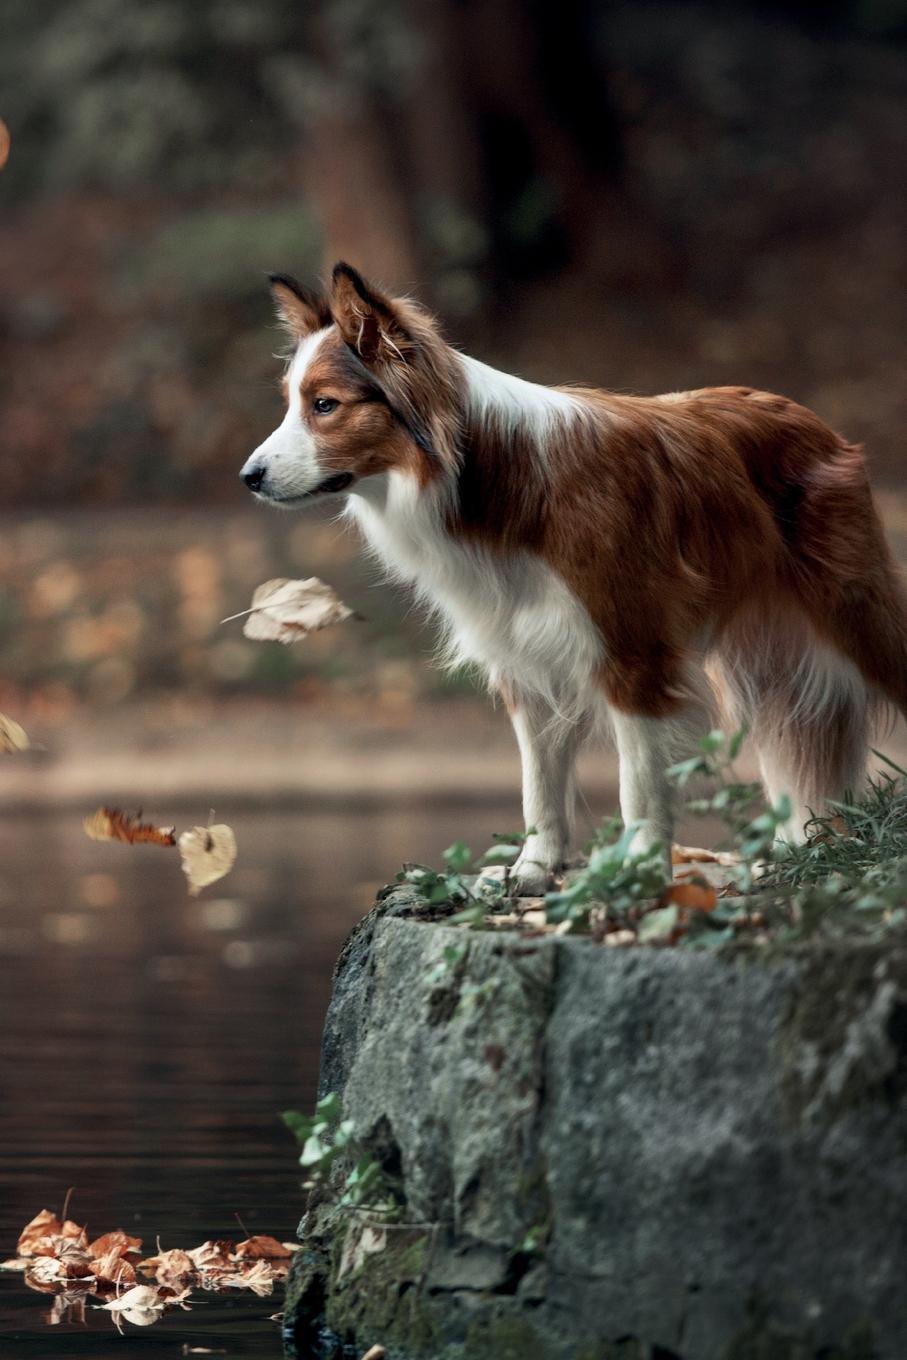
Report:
7,1208,296,1331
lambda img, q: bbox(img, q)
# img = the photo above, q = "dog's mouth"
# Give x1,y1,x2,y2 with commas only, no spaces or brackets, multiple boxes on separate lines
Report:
310,471,355,497
260,471,356,507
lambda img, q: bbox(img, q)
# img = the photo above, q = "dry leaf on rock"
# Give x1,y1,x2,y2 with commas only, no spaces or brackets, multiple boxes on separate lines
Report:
672,844,740,867
662,879,718,914
84,808,176,847
226,577,353,645
233,1235,291,1260
0,712,29,753
178,825,237,897
0,120,10,172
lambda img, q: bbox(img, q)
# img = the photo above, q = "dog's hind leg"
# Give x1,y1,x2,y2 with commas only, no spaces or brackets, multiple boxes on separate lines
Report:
715,622,873,843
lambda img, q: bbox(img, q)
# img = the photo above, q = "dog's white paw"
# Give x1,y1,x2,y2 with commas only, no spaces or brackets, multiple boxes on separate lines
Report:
508,853,556,898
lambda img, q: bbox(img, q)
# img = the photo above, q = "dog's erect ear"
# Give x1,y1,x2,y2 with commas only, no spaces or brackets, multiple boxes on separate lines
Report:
330,263,411,366
269,274,331,341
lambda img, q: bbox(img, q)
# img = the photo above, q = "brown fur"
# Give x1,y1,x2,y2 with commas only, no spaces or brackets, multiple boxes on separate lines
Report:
274,266,907,744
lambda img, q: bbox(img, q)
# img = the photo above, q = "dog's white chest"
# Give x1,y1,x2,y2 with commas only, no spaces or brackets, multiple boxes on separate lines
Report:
346,478,602,707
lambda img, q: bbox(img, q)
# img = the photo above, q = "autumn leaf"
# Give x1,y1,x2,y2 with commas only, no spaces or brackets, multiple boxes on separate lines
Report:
100,1283,171,1330
0,120,9,172
224,577,353,645
137,1248,195,1286
672,844,739,867
220,1259,275,1296
17,1210,86,1258
88,1230,142,1259
178,824,237,896
662,879,718,914
0,712,29,753
91,1246,137,1287
233,1235,291,1260
186,1239,234,1272
83,808,176,847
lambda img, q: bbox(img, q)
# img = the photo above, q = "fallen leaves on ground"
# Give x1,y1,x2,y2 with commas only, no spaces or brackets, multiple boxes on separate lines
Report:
83,808,176,847
178,824,238,896
0,712,30,753
224,576,354,644
8,1207,294,1331
82,807,237,895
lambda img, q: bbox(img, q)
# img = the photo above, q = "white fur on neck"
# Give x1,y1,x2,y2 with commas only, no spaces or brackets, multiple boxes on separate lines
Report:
345,471,603,721
458,352,582,453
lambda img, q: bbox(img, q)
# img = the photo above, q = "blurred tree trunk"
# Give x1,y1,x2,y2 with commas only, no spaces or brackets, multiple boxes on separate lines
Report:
299,0,667,303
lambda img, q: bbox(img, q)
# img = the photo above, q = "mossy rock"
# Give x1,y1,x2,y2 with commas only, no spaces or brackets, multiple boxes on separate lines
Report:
285,891,907,1359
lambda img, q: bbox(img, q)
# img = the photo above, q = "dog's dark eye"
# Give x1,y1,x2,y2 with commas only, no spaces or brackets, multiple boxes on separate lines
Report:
312,397,339,415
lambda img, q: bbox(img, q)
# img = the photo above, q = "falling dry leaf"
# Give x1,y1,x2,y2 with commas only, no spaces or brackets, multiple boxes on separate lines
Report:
225,577,353,645
0,712,29,753
83,808,176,847
233,1235,291,1260
0,120,9,172
178,825,237,897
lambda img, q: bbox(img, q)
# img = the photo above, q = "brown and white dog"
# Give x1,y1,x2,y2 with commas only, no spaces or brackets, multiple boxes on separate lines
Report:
241,262,907,894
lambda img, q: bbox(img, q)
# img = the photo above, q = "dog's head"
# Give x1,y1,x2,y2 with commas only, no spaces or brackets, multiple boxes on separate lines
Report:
240,263,461,506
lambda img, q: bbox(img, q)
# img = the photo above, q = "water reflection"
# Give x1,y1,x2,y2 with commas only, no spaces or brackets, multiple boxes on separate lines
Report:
0,802,519,1356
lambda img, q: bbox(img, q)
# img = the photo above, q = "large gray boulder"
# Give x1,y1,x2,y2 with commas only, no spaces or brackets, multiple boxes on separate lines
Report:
284,888,907,1360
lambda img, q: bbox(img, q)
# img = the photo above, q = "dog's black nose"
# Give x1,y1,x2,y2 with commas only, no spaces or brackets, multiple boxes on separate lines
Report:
241,464,265,492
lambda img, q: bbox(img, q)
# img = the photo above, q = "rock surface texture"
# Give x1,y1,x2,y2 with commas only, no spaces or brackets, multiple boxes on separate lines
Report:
285,888,907,1360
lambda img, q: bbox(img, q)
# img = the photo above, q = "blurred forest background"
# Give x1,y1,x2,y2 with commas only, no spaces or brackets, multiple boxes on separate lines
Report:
1,0,906,775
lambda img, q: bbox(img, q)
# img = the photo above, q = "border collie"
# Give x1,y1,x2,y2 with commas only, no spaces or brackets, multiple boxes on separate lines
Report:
240,262,907,894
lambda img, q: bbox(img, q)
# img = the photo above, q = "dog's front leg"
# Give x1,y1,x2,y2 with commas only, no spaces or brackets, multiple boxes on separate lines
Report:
507,695,587,896
609,710,678,876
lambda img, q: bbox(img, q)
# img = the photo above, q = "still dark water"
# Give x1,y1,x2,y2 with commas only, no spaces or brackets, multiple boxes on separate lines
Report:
0,802,517,1357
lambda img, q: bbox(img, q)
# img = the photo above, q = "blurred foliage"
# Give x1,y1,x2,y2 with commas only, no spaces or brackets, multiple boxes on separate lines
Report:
0,0,905,509
1,0,312,195
0,509,489,710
